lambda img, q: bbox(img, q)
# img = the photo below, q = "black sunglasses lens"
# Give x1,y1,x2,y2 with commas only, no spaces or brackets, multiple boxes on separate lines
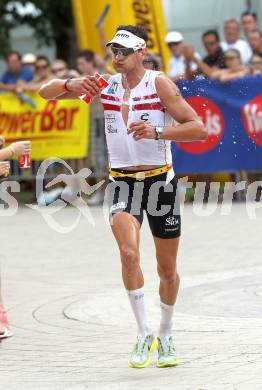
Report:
111,47,134,56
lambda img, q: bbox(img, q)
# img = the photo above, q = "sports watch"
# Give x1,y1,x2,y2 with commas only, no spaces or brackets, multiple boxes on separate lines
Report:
155,126,164,140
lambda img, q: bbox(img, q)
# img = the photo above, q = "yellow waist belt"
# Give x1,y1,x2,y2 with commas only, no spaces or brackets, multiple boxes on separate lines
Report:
109,164,173,179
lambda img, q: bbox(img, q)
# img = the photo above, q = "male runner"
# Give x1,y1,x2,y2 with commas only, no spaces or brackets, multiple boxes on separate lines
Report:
39,25,207,368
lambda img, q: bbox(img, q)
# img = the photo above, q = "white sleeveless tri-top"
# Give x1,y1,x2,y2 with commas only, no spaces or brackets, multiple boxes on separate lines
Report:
100,69,173,168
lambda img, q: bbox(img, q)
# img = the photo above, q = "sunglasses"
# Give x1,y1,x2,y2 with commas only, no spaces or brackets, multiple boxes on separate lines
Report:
168,42,181,47
205,41,217,46
110,46,136,57
52,67,66,73
224,56,239,60
36,64,48,70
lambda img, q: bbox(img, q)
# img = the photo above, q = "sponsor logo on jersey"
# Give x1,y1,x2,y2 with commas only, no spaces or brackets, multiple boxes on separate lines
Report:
107,82,119,95
107,124,117,133
141,113,149,122
105,113,116,123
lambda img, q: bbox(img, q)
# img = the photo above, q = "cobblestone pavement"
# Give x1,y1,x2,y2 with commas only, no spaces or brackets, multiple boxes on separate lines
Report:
0,204,261,390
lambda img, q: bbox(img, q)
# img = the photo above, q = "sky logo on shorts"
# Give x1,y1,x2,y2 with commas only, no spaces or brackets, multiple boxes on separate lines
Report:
108,82,119,95
110,202,127,213
165,216,179,226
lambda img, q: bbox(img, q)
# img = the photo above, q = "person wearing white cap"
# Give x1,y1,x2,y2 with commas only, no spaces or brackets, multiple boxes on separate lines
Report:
39,24,207,369
22,53,37,73
165,31,200,80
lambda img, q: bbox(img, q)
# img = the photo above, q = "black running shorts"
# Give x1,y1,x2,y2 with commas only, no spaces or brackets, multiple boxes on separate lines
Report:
105,168,181,239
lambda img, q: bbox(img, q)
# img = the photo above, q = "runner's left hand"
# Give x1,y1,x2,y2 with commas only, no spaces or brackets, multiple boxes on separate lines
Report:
128,120,156,140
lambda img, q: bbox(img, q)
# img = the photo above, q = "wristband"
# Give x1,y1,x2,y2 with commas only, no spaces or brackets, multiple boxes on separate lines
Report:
64,79,71,92
61,79,71,93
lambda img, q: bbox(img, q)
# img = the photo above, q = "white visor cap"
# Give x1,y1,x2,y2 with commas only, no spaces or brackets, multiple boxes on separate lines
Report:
106,30,146,50
165,31,184,44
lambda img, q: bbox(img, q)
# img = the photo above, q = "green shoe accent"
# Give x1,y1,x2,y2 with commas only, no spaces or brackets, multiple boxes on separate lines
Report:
128,334,158,368
157,336,179,368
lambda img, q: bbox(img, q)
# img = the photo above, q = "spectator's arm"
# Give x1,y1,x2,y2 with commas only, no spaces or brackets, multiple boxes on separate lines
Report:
0,141,31,160
20,81,45,92
219,69,249,82
97,23,110,57
185,61,195,79
0,82,16,92
192,57,217,78
182,44,201,79
210,69,225,80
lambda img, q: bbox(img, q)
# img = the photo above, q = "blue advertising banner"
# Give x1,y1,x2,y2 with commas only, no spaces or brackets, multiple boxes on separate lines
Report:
172,76,262,173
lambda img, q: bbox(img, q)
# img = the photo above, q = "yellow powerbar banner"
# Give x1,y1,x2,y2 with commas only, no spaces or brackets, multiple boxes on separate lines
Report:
0,93,89,159
71,0,169,70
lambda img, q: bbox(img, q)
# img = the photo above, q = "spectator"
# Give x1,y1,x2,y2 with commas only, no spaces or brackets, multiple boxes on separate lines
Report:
241,11,259,35
211,49,249,82
94,54,108,74
181,33,223,79
143,54,160,70
202,30,225,69
22,53,36,74
165,31,200,81
51,59,79,79
249,54,262,75
247,30,262,56
96,20,116,75
77,50,96,76
221,19,252,64
0,51,33,92
18,55,53,92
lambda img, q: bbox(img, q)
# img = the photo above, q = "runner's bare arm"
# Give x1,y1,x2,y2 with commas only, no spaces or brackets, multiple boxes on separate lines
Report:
39,74,110,100
128,74,207,142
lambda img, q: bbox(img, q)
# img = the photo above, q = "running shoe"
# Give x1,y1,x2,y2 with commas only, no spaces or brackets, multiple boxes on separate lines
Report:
157,336,179,368
128,334,158,368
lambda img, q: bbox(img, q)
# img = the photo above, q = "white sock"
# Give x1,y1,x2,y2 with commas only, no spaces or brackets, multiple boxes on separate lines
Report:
127,287,151,338
159,301,175,339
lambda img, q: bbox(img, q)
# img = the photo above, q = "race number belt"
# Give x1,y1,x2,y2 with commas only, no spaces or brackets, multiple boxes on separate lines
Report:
109,164,172,179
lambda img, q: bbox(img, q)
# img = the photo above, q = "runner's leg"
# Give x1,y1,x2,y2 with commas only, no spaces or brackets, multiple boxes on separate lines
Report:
154,236,180,367
154,237,180,306
111,212,142,290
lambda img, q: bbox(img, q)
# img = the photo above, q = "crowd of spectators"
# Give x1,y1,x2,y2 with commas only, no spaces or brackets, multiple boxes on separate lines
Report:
165,12,262,82
0,11,261,95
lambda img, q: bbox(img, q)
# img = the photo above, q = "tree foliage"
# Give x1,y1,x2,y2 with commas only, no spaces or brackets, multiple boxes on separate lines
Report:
0,0,76,61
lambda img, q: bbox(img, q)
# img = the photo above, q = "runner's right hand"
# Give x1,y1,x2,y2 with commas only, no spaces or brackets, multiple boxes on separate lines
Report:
8,141,31,157
66,76,102,97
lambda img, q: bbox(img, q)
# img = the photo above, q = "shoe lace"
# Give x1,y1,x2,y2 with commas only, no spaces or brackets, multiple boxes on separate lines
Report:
134,336,149,356
159,337,175,356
